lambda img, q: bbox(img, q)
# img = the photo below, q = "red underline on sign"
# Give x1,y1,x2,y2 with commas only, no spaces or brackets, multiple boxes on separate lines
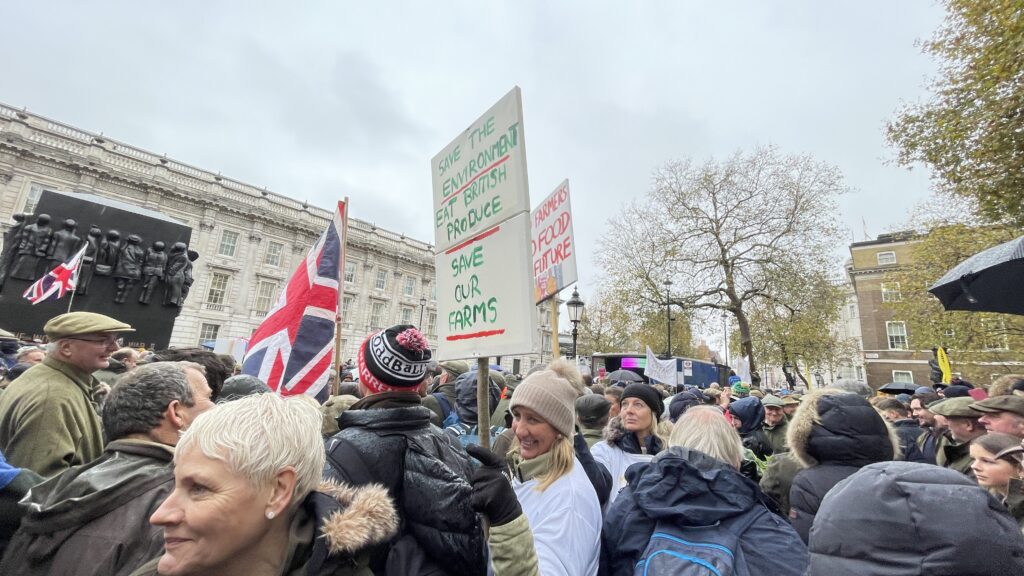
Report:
444,224,501,255
445,155,510,203
447,329,506,341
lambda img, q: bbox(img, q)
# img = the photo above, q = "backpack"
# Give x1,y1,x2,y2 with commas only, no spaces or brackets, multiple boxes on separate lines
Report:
326,432,486,576
431,392,461,428
444,422,507,448
634,507,766,576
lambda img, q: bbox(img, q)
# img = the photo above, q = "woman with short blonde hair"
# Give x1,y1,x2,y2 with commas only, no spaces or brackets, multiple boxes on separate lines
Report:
131,393,399,576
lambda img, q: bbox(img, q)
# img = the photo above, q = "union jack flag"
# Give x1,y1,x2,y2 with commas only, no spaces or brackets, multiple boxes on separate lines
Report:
23,245,88,305
242,201,347,397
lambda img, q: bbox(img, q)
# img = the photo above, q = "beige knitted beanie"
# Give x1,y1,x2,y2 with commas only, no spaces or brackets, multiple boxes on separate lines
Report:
510,368,578,438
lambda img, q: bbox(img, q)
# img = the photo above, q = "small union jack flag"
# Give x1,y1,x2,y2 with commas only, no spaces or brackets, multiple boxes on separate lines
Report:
23,245,88,305
241,201,347,397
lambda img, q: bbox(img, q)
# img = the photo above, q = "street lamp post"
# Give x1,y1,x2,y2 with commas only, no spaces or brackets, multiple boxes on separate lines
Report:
721,310,729,366
663,279,673,358
419,297,427,327
565,288,585,359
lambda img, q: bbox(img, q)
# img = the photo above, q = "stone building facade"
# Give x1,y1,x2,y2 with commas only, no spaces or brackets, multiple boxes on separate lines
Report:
848,232,933,387
0,103,554,372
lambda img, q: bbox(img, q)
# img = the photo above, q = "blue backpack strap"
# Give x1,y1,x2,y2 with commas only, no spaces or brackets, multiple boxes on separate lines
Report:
432,392,454,419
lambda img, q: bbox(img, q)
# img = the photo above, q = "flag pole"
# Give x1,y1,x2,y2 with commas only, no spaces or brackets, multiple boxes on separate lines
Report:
66,287,76,313
332,198,349,397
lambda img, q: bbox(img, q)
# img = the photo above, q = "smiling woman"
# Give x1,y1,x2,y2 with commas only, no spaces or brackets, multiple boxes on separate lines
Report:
128,393,399,576
507,364,601,576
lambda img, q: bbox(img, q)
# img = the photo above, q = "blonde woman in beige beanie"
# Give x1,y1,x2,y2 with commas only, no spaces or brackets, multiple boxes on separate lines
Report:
509,362,602,575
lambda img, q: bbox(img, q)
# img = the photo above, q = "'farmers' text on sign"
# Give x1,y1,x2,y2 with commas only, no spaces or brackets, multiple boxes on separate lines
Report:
531,179,578,303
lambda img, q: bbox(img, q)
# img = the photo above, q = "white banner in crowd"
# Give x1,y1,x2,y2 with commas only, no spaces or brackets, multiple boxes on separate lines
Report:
645,346,678,385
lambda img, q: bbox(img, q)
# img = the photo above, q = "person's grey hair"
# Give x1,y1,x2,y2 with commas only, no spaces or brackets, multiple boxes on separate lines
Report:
15,346,43,360
832,379,873,399
102,361,196,441
111,347,138,362
176,393,325,505
669,405,744,469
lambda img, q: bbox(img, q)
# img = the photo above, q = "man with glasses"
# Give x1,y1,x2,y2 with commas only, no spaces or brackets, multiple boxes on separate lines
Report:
0,312,133,477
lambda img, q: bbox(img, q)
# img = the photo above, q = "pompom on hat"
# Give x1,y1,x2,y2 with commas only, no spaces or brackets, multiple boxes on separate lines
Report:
357,324,432,395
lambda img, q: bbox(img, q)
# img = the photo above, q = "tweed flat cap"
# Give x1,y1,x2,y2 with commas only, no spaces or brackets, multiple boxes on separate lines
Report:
927,397,979,418
970,395,1024,418
44,312,134,339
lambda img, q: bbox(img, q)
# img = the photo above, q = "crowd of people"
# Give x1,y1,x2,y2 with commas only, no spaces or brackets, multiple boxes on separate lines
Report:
1,312,1023,575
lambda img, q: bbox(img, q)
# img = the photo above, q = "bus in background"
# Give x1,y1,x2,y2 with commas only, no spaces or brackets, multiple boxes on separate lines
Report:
590,353,729,389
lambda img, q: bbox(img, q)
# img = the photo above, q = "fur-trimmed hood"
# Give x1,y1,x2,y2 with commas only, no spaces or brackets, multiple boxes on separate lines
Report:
313,479,399,556
786,388,901,468
602,416,666,455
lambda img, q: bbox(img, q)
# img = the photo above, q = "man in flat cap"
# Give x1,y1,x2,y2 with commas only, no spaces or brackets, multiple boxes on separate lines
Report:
929,397,986,478
0,312,133,476
971,395,1024,439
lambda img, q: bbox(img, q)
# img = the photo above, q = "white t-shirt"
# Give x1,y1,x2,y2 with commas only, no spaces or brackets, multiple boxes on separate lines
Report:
513,456,601,576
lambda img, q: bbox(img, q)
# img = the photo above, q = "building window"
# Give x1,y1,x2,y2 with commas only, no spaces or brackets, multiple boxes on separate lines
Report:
881,282,902,303
254,281,277,313
982,318,1009,351
892,370,914,384
431,283,436,301
428,312,436,334
855,366,864,381
343,296,352,318
198,323,220,345
404,276,416,297
24,183,54,213
847,303,857,319
375,270,388,291
370,302,386,328
876,251,897,266
401,307,413,324
886,321,908,350
264,242,283,267
207,273,230,305
218,230,239,257
344,262,356,284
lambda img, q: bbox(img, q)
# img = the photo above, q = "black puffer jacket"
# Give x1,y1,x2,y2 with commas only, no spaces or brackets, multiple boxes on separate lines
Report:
889,418,928,463
808,461,1024,575
787,389,898,544
323,393,486,576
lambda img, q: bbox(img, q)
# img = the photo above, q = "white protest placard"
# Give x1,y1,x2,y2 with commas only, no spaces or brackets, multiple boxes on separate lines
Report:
431,87,538,360
432,87,530,252
435,212,537,359
531,179,578,303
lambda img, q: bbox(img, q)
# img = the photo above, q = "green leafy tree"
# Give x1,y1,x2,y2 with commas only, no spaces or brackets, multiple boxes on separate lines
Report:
884,223,1024,382
746,271,858,386
888,0,1024,224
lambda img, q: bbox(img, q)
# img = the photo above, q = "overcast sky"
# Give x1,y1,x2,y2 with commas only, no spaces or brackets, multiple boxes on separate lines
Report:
6,2,944,341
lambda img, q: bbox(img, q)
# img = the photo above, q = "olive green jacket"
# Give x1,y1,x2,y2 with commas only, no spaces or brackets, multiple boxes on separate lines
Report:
581,427,604,449
489,514,540,576
0,357,104,477
762,420,790,454
937,438,976,480
1006,478,1024,534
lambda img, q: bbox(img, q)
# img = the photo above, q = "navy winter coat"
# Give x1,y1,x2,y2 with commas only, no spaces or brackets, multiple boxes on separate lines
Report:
601,446,808,576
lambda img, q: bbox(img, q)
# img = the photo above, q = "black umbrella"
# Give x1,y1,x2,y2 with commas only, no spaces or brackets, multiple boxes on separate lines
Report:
607,369,643,384
877,382,918,395
929,234,1024,315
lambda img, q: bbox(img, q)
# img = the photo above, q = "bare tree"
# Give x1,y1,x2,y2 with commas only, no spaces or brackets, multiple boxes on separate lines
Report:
596,146,846,381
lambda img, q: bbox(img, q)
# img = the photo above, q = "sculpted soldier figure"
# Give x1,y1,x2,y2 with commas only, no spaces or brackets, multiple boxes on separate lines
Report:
113,234,145,304
180,248,200,304
76,225,103,295
138,241,168,304
47,219,83,267
163,242,188,307
94,230,122,276
0,213,27,290
10,214,53,280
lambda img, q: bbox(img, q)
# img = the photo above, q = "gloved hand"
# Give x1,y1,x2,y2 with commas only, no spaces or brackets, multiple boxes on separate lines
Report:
465,444,522,526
